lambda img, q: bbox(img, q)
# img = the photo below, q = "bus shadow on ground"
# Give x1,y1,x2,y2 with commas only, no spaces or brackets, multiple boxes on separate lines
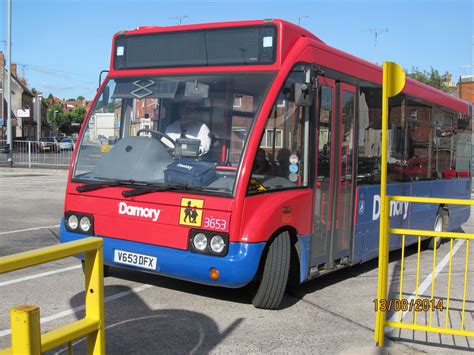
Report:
289,239,422,302
108,267,256,306
53,285,243,354
100,233,440,311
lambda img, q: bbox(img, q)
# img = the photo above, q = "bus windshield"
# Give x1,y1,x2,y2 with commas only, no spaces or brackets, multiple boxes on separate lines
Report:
73,73,274,195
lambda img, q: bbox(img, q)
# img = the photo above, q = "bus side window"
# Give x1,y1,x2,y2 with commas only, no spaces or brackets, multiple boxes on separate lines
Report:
247,66,310,194
357,87,382,184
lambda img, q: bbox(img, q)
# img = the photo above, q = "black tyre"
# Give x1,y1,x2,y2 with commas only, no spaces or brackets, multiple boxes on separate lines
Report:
426,210,446,250
81,260,110,277
252,231,291,310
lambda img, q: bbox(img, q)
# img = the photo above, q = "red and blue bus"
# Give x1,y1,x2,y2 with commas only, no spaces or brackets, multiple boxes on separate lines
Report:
60,19,472,309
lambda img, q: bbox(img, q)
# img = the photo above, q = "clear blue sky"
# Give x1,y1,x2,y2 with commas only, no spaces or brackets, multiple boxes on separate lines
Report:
0,0,472,100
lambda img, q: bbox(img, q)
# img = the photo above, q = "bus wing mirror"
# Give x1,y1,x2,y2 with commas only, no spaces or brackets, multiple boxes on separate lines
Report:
102,86,110,107
294,83,313,107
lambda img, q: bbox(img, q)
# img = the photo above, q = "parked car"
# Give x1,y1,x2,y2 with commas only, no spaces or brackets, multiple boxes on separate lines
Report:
36,137,60,153
59,137,75,151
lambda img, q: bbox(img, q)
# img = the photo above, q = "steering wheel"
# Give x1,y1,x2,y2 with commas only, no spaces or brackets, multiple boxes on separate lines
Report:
136,128,175,148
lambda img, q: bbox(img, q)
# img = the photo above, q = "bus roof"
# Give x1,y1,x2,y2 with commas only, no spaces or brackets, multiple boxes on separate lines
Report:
109,19,469,114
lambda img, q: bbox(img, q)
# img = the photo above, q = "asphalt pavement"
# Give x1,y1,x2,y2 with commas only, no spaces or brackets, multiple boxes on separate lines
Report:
0,167,473,353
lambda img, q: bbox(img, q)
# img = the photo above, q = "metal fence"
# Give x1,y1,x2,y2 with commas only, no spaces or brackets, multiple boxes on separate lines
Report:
374,196,474,346
0,140,73,168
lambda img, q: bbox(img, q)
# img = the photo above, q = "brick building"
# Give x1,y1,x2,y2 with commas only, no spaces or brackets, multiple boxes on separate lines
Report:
458,75,474,103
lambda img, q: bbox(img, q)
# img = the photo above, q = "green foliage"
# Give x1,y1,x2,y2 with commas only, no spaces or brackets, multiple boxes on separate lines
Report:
77,95,85,101
406,67,453,93
47,93,53,100
68,106,87,123
47,103,66,133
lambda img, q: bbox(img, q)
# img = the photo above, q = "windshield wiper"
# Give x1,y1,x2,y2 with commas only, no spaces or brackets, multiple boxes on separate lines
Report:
76,179,138,192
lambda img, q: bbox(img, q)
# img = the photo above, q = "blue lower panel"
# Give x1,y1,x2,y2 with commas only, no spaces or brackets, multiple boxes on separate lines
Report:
297,235,311,283
60,221,265,288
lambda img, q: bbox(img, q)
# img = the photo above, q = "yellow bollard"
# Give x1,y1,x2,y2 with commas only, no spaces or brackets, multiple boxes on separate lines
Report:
375,62,405,347
11,305,41,355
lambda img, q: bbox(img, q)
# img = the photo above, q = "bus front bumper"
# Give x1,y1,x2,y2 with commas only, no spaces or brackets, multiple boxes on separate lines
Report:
59,220,265,288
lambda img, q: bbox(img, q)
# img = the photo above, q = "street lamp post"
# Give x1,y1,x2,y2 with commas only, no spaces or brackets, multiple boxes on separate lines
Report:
297,15,308,26
6,0,12,166
53,110,59,135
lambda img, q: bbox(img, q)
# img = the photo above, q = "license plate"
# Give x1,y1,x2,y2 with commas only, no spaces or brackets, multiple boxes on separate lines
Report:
113,249,157,270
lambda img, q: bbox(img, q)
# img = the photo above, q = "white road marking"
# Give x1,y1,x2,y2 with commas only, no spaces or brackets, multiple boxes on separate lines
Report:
0,265,81,287
0,225,60,235
385,239,465,332
0,284,153,337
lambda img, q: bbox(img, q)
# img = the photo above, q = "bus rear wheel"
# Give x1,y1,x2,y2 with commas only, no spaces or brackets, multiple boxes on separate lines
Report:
426,210,446,250
252,231,291,310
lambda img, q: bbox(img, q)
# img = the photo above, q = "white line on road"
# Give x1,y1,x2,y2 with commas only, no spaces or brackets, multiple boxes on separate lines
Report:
0,283,153,337
385,239,465,332
0,265,81,287
0,225,60,236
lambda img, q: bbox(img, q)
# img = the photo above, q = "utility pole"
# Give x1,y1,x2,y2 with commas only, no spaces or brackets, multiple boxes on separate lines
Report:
169,15,187,25
34,93,42,140
6,0,12,166
297,15,308,26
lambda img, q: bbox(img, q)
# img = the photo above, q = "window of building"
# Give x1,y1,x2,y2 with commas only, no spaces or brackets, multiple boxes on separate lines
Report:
233,96,242,108
260,129,283,148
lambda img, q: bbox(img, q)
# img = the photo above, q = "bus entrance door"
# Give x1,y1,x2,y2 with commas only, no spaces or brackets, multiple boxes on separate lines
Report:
310,79,356,272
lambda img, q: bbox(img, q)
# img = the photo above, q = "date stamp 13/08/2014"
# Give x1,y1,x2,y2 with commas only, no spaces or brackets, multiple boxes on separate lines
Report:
373,298,444,312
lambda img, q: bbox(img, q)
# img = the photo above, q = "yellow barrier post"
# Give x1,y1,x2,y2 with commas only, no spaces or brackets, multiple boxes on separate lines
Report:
84,244,105,354
10,305,41,355
375,62,405,346
0,238,105,354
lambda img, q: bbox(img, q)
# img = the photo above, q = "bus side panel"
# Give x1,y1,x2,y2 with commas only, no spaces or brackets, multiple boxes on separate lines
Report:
356,184,403,262
240,190,313,243
356,179,472,263
430,178,471,230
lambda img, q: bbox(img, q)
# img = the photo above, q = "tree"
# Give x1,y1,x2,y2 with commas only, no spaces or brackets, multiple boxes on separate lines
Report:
77,95,85,101
47,93,53,100
406,67,453,93
47,103,66,134
69,106,87,124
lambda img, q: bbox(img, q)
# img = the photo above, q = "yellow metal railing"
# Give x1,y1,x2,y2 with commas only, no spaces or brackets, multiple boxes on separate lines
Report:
374,61,473,346
375,196,474,345
0,237,105,354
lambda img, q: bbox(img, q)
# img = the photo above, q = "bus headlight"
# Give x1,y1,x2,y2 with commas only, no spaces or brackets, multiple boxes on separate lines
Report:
65,212,94,235
67,214,79,230
189,230,229,256
193,233,208,251
80,216,91,232
210,235,225,254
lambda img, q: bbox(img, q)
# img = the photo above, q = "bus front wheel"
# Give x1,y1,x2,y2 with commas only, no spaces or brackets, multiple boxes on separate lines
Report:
252,231,291,310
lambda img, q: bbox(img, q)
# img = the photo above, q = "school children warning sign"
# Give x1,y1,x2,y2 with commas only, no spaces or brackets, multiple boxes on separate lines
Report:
179,198,204,227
